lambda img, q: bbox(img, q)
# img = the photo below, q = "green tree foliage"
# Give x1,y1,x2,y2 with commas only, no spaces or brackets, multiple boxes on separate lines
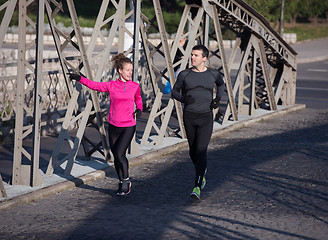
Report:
298,0,328,22
244,0,281,22
244,0,328,24
283,0,302,24
142,0,185,33
1,0,328,34
0,0,17,25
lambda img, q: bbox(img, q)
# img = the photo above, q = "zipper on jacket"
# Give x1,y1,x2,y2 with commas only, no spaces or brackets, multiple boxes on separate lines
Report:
124,82,125,92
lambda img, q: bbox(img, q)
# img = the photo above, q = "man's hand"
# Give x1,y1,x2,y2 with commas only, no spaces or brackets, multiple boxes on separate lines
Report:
210,97,220,110
183,95,195,105
135,109,142,118
67,73,81,81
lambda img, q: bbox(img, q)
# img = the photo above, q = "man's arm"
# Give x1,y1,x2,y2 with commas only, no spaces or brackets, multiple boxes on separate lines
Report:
171,71,186,102
208,69,225,109
215,73,225,101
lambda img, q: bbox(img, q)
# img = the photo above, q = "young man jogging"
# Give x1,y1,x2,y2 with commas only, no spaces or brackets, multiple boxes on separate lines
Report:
171,45,225,199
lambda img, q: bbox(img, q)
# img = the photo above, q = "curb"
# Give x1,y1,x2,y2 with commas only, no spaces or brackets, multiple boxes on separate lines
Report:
297,56,328,64
0,104,306,210
212,104,306,139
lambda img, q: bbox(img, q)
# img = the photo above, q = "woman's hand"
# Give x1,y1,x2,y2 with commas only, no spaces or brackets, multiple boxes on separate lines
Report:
67,73,81,81
134,109,142,118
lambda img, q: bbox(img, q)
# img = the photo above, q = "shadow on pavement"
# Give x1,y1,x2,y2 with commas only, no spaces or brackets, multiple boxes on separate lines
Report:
62,121,328,239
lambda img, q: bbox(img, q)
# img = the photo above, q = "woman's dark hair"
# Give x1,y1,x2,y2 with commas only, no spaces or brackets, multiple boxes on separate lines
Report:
111,53,132,72
192,45,209,58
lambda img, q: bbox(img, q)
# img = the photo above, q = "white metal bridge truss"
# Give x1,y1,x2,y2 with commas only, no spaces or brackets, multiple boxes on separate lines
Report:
0,0,297,188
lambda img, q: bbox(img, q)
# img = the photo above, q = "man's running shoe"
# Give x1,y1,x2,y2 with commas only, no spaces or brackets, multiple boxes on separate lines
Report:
117,179,131,196
201,177,206,189
190,186,201,200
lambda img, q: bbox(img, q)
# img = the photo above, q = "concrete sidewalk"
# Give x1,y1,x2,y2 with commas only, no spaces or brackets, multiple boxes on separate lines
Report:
1,37,327,210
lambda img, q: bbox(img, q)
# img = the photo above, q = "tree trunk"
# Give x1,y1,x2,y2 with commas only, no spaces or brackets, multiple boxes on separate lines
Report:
290,15,297,25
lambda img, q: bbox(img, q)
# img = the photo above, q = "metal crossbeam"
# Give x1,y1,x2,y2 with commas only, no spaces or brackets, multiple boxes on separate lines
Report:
208,0,297,70
141,92,175,146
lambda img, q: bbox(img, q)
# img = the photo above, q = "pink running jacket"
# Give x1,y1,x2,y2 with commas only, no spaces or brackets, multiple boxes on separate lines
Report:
79,76,143,127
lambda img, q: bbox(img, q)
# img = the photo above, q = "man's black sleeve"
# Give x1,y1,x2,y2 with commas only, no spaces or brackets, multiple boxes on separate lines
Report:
212,70,225,101
171,69,191,102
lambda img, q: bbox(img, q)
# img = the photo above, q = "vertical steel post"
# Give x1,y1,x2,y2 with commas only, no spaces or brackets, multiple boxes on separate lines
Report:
210,5,238,121
250,48,256,116
279,0,285,36
0,174,7,198
12,0,28,185
203,13,209,47
118,1,127,53
132,0,141,81
12,0,43,186
31,0,45,186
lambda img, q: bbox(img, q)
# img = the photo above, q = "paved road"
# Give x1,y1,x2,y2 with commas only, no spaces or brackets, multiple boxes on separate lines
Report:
296,60,328,109
1,107,327,239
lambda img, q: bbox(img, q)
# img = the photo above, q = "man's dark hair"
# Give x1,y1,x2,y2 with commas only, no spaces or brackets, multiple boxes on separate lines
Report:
192,45,209,58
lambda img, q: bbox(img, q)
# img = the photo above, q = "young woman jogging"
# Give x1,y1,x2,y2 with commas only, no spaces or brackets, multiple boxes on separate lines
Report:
69,53,143,195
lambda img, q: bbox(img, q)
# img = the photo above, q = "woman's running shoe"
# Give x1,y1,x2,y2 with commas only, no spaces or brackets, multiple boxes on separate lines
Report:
116,179,131,196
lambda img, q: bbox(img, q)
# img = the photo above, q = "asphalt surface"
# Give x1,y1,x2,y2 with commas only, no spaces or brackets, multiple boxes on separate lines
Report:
295,60,328,109
0,107,327,239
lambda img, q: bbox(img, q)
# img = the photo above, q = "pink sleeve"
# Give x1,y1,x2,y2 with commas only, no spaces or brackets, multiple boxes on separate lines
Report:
79,76,110,92
135,85,143,111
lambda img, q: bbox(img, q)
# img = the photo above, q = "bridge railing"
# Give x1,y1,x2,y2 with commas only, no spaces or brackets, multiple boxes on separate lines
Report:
0,0,297,188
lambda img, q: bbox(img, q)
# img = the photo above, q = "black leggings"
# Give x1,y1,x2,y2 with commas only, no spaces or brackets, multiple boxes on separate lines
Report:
108,123,136,181
183,111,213,188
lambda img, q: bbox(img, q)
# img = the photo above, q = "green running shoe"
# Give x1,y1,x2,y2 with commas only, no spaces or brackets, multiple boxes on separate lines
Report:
190,186,201,200
201,177,206,189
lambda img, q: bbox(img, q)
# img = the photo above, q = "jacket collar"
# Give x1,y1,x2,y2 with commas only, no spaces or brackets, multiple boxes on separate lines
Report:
117,78,131,83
